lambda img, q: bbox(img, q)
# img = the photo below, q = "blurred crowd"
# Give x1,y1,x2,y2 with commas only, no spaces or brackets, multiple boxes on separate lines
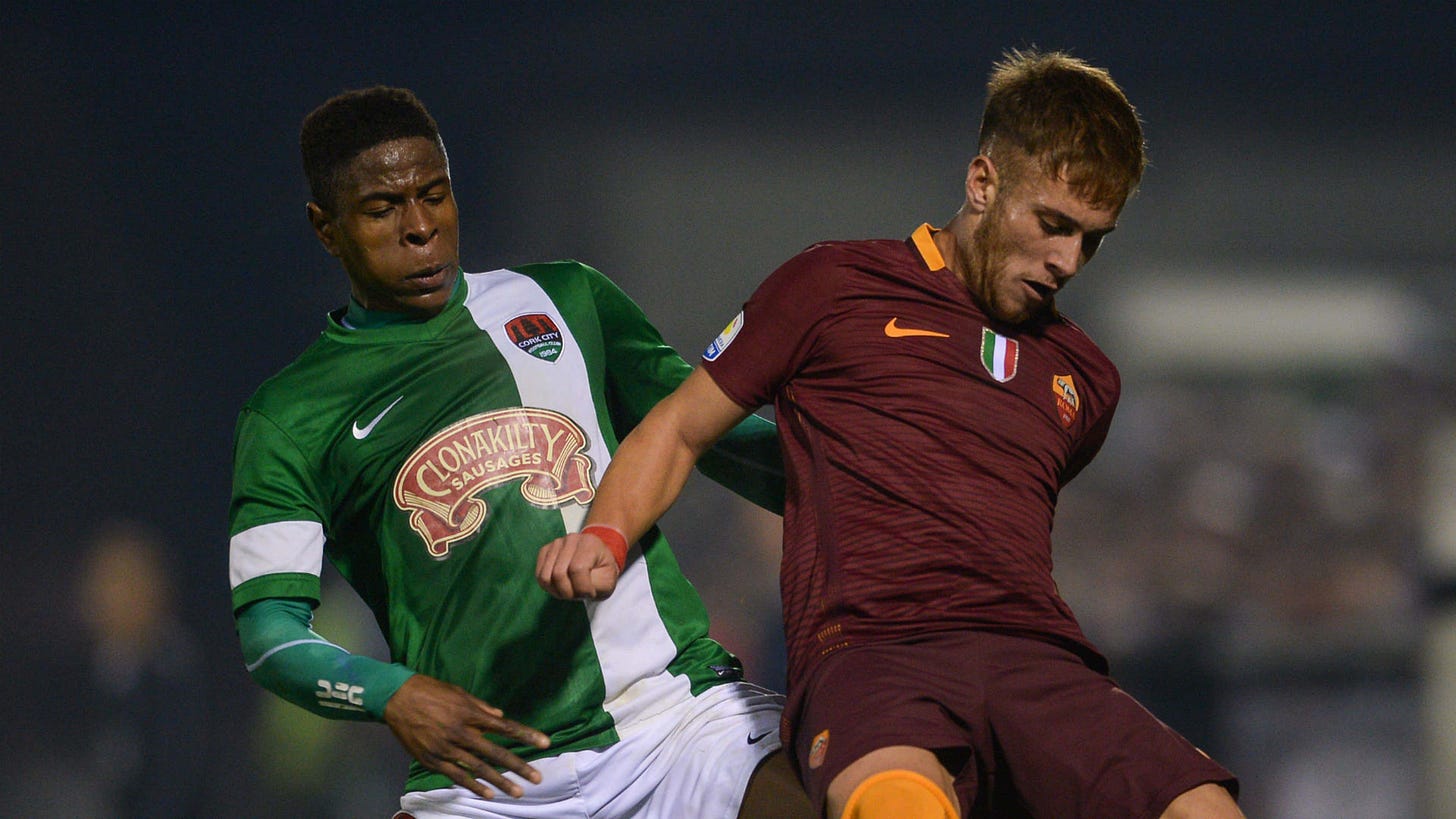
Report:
1052,370,1429,816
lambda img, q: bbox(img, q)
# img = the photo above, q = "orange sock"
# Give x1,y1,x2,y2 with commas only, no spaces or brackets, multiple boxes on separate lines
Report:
840,770,959,819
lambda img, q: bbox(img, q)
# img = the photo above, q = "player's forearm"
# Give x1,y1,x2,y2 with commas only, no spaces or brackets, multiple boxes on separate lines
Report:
586,405,704,542
236,597,415,721
589,368,750,540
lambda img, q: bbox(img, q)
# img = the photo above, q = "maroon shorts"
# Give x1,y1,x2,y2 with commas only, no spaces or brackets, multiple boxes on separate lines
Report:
790,630,1237,818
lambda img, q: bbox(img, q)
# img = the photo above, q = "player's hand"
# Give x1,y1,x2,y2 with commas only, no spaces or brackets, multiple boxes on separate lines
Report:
535,532,621,600
382,674,551,800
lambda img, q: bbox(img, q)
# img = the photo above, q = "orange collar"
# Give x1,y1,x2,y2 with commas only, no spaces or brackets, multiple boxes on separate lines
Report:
910,223,947,271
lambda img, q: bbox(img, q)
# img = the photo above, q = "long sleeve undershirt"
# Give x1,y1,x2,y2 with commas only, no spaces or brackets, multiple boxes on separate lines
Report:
235,597,414,721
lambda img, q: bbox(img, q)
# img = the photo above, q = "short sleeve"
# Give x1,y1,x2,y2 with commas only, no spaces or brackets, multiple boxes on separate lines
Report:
228,407,327,611
701,244,842,409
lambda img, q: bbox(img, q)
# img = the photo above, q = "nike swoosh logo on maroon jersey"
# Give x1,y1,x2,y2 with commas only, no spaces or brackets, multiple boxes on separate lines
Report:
884,318,950,338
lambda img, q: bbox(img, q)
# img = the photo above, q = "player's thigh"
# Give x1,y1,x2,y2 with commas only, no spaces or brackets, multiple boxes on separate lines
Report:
1160,781,1244,819
825,745,957,818
982,635,1236,818
398,682,788,819
395,751,583,818
629,680,788,819
791,639,974,815
738,750,815,819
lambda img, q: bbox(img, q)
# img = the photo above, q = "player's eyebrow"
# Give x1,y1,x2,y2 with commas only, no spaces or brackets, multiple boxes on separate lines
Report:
1036,205,1117,238
357,174,451,204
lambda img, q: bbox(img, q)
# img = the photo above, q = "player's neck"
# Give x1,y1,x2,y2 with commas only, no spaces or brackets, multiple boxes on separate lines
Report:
932,214,975,287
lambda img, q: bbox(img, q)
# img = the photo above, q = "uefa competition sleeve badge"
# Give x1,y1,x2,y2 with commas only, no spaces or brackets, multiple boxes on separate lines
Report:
703,311,744,362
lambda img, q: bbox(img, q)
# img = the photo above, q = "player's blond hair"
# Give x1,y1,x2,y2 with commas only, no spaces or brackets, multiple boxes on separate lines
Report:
978,49,1146,208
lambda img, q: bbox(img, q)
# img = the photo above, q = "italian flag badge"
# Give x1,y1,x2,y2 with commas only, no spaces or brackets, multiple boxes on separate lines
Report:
980,327,1019,382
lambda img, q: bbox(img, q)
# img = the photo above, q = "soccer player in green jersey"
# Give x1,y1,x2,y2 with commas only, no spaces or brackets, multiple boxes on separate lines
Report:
229,86,811,819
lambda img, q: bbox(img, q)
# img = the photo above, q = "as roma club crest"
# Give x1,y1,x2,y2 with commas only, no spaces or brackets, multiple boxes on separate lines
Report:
506,313,563,362
1052,373,1080,428
808,730,830,769
393,408,596,558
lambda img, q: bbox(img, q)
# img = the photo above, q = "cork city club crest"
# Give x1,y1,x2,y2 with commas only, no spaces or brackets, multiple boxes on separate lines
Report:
505,314,564,362
393,407,596,558
980,327,1019,382
1052,373,1080,428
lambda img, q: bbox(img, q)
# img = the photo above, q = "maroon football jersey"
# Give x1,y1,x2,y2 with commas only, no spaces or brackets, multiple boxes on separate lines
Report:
702,224,1120,727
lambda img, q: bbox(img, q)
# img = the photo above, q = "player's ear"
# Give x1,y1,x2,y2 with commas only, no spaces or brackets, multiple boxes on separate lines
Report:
965,155,997,215
307,201,342,257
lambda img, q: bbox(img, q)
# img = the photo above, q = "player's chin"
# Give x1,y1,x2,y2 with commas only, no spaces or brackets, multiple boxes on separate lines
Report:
989,302,1034,326
390,285,452,317
1003,294,1057,325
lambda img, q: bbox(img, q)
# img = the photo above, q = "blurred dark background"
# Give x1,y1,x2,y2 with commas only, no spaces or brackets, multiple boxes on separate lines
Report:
4,3,1454,816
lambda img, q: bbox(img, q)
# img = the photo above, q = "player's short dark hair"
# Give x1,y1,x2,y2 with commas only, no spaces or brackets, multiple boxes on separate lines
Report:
300,86,443,210
978,49,1146,208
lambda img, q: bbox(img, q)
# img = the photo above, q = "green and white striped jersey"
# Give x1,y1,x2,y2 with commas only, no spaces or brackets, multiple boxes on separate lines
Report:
229,262,780,792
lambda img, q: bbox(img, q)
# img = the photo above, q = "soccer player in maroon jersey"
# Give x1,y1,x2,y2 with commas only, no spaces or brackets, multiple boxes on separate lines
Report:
537,50,1242,819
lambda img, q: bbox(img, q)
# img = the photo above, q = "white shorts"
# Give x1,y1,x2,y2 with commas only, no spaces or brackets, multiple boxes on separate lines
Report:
396,680,784,819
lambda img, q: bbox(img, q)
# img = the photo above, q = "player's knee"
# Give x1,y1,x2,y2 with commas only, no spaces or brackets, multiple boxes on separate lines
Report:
840,770,958,819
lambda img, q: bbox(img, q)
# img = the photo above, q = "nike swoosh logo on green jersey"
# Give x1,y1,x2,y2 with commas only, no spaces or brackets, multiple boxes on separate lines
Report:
352,395,404,440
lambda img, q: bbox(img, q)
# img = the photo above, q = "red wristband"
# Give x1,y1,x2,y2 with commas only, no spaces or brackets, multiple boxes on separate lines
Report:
581,524,629,571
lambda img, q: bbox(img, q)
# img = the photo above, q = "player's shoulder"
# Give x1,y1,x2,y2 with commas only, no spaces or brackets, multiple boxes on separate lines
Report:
1051,312,1103,352
769,236,909,286
466,259,618,308
791,236,907,265
1045,312,1120,385
237,330,349,427
243,334,327,405
490,259,606,286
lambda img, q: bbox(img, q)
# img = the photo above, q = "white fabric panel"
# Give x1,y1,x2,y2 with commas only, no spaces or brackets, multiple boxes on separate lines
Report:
463,269,679,714
229,519,326,588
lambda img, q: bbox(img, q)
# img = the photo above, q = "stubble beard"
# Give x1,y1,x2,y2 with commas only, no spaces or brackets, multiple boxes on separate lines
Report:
963,201,1023,325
